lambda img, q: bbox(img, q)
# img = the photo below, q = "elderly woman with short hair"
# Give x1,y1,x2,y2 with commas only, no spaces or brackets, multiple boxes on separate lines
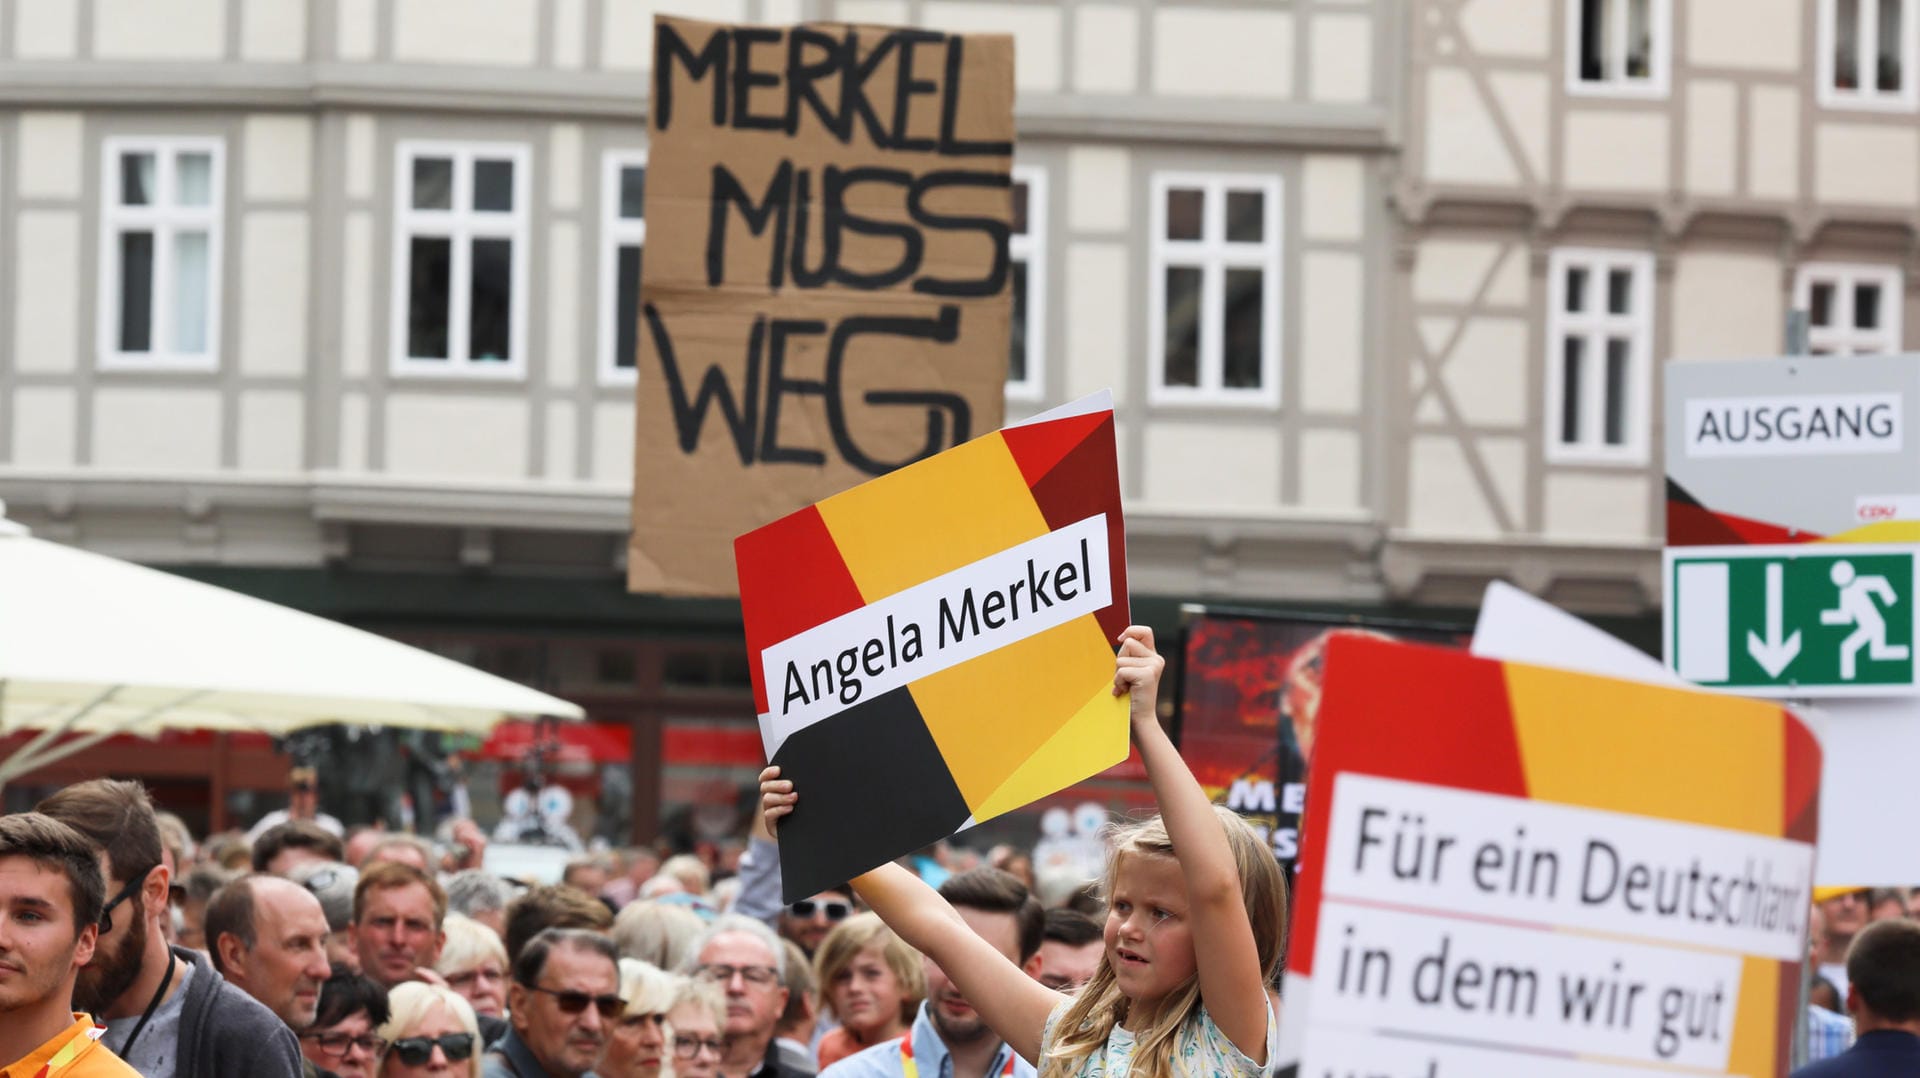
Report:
377,982,482,1078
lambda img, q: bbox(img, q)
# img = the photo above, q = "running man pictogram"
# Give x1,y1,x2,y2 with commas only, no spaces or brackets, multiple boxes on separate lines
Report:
1821,559,1911,680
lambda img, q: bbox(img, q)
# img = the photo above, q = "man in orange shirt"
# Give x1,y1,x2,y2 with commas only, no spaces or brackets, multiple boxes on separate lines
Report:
0,812,138,1077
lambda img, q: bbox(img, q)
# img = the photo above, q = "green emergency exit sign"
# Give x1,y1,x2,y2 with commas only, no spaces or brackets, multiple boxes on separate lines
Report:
1665,545,1919,697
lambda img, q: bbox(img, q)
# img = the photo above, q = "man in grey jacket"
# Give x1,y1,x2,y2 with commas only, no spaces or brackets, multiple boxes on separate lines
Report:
40,779,305,1077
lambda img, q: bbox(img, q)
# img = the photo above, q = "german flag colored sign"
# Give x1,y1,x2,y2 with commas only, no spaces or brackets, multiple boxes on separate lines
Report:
1278,636,1820,1078
736,391,1129,901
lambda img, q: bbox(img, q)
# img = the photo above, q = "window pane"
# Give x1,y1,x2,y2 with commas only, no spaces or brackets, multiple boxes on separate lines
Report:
412,158,454,211
1223,268,1265,388
1225,191,1264,243
1838,0,1861,89
1166,188,1204,241
1607,268,1632,314
176,152,212,207
620,165,647,220
469,237,513,361
121,153,156,206
1604,337,1630,445
1010,181,1029,237
474,159,514,212
170,230,210,353
1009,259,1029,383
1565,266,1588,312
1625,0,1651,79
1560,336,1584,444
1856,282,1882,329
407,237,452,358
119,231,155,352
615,244,641,370
1163,266,1202,387
1579,0,1608,81
1811,281,1836,327
1881,0,1904,91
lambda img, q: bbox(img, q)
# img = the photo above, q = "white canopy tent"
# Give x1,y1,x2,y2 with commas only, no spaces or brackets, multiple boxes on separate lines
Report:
0,506,585,788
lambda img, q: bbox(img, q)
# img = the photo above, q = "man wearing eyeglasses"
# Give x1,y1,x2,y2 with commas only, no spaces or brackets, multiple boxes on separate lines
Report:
39,778,304,1077
779,892,854,957
683,915,814,1078
484,928,622,1078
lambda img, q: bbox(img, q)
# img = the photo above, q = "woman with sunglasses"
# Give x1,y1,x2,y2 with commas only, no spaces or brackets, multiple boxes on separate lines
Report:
301,966,392,1078
601,960,679,1078
377,982,482,1077
812,914,925,1069
666,979,728,1078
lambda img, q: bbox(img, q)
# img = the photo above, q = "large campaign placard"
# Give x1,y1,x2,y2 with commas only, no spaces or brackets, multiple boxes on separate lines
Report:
1278,637,1820,1078
736,393,1128,901
628,16,1016,596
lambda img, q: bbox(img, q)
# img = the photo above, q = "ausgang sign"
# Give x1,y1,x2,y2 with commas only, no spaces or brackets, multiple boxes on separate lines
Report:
1666,356,1920,696
1666,356,1920,547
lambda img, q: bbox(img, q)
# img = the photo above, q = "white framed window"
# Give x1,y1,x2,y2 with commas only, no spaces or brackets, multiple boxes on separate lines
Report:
98,137,224,371
1566,0,1670,97
1544,248,1654,464
599,149,647,386
1007,165,1046,402
1796,263,1904,354
1147,173,1282,406
391,141,530,377
1819,0,1920,109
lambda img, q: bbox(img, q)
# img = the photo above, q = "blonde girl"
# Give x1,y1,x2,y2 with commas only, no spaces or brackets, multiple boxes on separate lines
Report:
762,626,1287,1078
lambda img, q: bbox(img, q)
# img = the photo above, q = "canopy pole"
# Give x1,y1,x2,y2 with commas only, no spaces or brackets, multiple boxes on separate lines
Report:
0,689,205,786
0,686,123,785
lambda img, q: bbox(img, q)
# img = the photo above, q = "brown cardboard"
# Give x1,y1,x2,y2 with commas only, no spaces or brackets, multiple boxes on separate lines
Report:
628,16,1015,596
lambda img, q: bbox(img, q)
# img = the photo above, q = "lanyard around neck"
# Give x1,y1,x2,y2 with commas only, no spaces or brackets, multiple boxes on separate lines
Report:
117,953,176,1060
900,1032,1016,1078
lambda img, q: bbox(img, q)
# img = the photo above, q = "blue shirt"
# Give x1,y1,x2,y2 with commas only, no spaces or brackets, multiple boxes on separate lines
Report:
819,1004,1034,1078
1792,1029,1920,1077
1806,1006,1855,1063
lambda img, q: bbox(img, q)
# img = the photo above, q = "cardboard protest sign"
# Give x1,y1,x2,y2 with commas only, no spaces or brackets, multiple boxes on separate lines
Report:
736,392,1128,900
628,15,1016,596
1173,611,1463,873
1278,636,1819,1078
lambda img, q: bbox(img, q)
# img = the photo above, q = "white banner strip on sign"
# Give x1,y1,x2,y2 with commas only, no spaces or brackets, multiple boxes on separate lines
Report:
1675,561,1731,683
1683,392,1902,458
1322,774,1812,961
1300,1028,1749,1078
759,513,1112,756
1308,900,1744,1071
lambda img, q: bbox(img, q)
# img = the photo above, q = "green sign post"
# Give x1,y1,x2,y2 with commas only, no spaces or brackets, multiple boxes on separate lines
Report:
1665,544,1918,696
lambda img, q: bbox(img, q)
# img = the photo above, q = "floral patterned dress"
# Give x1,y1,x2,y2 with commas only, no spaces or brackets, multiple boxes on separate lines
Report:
1038,1002,1276,1078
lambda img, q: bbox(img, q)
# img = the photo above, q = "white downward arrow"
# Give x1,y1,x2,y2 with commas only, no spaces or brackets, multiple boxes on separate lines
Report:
1746,561,1802,678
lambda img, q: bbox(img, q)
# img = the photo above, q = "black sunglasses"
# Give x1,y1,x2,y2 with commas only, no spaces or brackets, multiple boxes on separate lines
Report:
524,984,625,1019
99,871,151,934
389,1033,475,1065
789,899,851,921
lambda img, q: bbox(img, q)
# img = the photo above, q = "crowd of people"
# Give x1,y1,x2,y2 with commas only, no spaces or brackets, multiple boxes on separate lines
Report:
3,628,1919,1078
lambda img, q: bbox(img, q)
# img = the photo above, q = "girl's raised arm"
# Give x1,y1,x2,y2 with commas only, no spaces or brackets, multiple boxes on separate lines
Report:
1115,626,1270,1061
760,768,1061,1064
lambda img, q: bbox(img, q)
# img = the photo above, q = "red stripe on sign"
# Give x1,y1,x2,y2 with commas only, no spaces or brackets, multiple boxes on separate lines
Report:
735,505,867,715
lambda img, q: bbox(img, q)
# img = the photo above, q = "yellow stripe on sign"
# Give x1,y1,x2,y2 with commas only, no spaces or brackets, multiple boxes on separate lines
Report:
1724,954,1780,1078
909,617,1116,814
1820,521,1920,544
971,675,1130,824
1502,665,1785,835
818,434,1050,602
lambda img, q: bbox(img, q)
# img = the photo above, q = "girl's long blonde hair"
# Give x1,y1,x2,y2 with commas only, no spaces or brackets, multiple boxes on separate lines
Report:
1039,807,1286,1078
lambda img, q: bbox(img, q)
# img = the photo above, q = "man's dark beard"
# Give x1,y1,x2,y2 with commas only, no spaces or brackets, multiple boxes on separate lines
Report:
74,905,148,1015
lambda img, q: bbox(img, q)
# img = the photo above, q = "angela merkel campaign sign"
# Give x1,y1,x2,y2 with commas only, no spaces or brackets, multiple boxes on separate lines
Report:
1278,636,1820,1078
735,392,1128,900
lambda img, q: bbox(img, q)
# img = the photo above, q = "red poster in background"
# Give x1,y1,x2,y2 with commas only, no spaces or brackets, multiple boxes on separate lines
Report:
1172,610,1464,871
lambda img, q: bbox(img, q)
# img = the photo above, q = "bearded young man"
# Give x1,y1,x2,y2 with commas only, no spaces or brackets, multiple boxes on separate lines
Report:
40,779,304,1077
